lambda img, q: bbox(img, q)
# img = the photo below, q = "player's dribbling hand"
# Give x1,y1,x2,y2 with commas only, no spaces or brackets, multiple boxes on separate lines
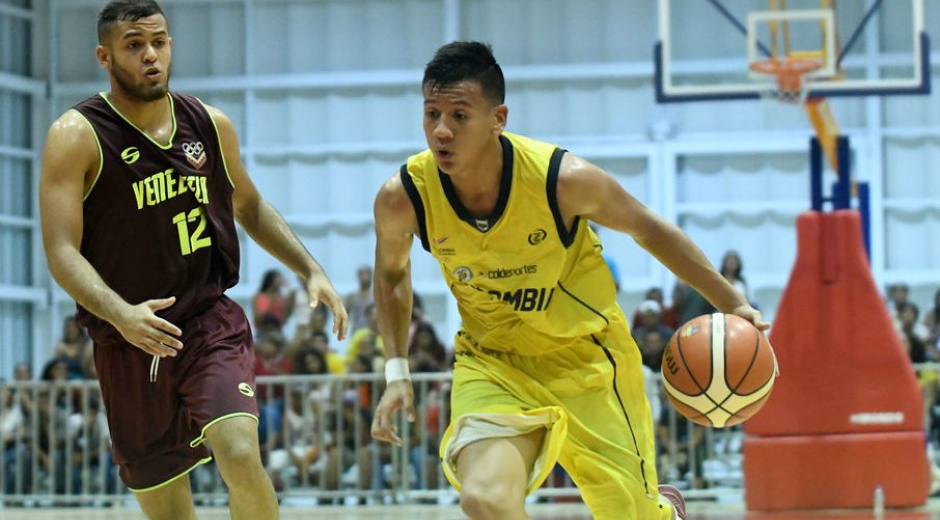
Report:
730,303,770,332
113,297,183,357
305,273,349,341
730,304,779,376
371,380,416,447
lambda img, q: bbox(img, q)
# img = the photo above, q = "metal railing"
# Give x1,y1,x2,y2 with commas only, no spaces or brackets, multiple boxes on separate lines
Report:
3,365,937,507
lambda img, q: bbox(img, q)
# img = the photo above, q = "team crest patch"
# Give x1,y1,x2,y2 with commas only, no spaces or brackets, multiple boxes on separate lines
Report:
453,266,473,283
182,141,207,169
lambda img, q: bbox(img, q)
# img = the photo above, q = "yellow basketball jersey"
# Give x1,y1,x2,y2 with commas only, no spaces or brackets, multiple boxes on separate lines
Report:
401,132,621,355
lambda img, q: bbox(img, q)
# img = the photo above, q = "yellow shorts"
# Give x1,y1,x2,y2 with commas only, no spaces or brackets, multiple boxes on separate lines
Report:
439,314,675,520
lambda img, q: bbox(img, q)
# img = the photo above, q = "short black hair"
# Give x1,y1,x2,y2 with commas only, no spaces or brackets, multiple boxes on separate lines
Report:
97,0,166,43
423,41,505,105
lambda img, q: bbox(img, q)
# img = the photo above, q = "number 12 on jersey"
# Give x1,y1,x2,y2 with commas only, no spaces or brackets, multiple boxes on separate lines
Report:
172,206,212,256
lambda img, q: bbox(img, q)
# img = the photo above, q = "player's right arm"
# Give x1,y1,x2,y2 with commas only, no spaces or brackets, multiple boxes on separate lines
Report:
370,172,419,446
39,111,181,357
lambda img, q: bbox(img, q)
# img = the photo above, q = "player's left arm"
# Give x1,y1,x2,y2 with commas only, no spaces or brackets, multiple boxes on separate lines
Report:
205,103,348,340
555,152,767,330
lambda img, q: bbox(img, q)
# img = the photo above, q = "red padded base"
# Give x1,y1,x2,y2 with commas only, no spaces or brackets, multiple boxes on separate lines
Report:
745,211,922,437
743,432,930,511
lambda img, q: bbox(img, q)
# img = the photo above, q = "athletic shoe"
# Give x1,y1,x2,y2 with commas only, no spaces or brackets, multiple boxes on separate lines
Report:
658,484,687,520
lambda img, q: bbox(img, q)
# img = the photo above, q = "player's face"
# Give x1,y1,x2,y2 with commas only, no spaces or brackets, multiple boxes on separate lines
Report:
98,14,172,103
422,80,506,175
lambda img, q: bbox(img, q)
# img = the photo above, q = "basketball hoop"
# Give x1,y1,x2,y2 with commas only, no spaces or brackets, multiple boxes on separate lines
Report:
750,57,823,105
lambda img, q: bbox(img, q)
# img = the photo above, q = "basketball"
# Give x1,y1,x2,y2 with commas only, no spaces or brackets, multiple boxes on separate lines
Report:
661,313,776,428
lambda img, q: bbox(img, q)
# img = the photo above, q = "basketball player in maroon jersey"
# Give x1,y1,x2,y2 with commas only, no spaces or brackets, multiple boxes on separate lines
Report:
38,1,348,518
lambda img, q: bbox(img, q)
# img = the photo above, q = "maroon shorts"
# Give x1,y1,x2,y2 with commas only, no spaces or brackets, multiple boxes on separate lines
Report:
94,295,258,491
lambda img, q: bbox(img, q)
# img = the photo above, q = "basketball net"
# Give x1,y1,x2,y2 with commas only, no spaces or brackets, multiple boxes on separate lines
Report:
750,56,821,105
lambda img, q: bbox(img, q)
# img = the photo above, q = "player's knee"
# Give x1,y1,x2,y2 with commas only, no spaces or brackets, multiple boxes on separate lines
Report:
459,480,522,518
213,435,261,471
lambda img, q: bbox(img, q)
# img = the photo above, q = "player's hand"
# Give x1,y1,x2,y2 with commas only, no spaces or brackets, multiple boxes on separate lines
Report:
305,272,349,341
730,304,770,332
112,297,183,357
371,380,416,447
730,304,779,376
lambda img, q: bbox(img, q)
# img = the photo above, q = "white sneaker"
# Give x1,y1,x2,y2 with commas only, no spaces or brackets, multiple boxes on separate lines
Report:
658,484,687,520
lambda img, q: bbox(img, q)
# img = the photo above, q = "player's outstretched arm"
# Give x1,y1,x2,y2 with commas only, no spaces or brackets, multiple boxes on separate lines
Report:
39,112,183,356
556,153,768,330
371,173,419,446
207,104,348,340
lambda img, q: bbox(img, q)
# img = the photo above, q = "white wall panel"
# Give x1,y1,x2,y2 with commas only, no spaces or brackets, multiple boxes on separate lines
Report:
885,208,940,270
0,227,31,285
508,83,567,136
677,153,807,204
287,91,330,145
0,156,31,217
367,88,421,143
164,3,246,77
324,89,369,143
883,73,940,126
54,6,100,82
601,81,655,136
588,156,656,292
252,92,291,146
460,0,654,63
883,136,940,198
252,0,442,74
679,213,798,288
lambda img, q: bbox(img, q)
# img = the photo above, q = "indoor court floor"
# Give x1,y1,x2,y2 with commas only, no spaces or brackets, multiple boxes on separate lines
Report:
3,501,940,519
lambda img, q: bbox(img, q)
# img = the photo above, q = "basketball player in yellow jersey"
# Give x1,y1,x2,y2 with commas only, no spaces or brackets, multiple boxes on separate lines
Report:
371,41,768,520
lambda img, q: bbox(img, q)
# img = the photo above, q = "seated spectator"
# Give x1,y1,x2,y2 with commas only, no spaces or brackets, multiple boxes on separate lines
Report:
640,329,669,372
923,288,940,349
52,315,89,380
720,250,749,301
40,358,71,383
886,282,911,330
252,269,296,332
630,287,679,329
632,299,676,346
897,301,933,348
254,334,292,450
344,264,375,336
409,322,448,373
266,385,326,491
2,385,31,495
673,280,716,326
13,363,31,382
68,396,115,495
345,304,385,366
292,347,334,413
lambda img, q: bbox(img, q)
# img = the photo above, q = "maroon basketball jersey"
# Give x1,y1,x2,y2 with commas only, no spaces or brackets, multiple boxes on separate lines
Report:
73,93,240,344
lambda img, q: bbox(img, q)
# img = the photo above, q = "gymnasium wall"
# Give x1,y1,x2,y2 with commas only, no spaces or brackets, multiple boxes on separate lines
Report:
0,0,938,377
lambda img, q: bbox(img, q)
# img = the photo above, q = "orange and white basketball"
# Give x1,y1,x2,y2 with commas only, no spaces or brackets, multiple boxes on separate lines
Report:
661,313,776,428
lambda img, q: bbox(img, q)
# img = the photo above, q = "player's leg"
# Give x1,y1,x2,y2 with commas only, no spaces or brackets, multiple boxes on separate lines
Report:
442,337,567,519
204,415,278,520
134,474,197,520
455,429,545,520
91,340,211,518
549,319,679,519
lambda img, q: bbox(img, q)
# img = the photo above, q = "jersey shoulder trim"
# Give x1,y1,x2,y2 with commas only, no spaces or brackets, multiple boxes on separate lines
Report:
69,108,104,202
400,164,430,252
546,147,578,248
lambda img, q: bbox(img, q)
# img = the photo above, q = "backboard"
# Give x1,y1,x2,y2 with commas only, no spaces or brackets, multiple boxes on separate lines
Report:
654,0,931,102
